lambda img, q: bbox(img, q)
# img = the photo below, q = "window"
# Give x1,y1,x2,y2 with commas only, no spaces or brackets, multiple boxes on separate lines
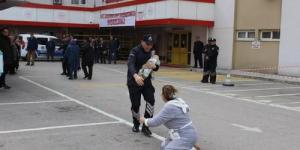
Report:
237,31,255,41
53,0,62,5
260,30,280,41
36,38,48,45
71,0,86,5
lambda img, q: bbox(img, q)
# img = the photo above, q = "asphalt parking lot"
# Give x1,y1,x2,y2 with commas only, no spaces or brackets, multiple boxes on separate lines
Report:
0,62,299,150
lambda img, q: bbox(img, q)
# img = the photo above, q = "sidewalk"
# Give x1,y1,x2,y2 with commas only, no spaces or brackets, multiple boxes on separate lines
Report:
189,67,300,84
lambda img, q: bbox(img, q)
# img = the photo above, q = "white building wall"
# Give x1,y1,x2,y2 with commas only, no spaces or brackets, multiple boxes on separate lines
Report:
210,0,235,69
278,0,300,77
0,1,214,25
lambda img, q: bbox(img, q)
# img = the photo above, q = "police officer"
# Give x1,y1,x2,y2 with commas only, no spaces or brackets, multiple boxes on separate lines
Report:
202,38,219,84
127,34,159,137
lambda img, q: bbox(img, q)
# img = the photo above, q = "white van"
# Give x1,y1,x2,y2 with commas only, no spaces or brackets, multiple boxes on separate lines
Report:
19,34,63,60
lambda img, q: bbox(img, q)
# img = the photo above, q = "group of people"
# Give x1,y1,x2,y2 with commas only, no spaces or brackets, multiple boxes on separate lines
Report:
59,35,120,80
0,27,25,89
193,36,219,84
127,34,200,150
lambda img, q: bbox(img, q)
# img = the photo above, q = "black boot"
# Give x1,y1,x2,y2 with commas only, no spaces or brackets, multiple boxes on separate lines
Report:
141,125,152,137
201,72,209,83
132,118,140,132
132,124,140,133
210,74,217,84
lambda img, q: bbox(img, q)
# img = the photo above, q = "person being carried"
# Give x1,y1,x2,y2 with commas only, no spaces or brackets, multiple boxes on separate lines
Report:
140,85,200,150
138,51,160,79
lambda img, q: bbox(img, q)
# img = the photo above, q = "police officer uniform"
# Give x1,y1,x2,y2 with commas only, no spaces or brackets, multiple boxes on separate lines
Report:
202,38,219,84
127,34,159,136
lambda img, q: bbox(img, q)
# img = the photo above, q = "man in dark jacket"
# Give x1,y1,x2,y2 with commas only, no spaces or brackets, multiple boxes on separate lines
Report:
127,34,159,137
46,38,56,62
26,33,38,66
202,38,219,84
0,27,13,89
108,36,120,64
81,39,94,80
61,35,71,75
99,38,107,64
65,39,80,80
193,36,204,68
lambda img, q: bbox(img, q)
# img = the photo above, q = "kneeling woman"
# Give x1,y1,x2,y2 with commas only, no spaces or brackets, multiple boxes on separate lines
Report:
140,85,200,150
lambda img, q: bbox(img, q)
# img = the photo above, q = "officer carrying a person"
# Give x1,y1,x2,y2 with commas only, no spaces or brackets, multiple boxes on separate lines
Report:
127,34,159,137
202,38,219,84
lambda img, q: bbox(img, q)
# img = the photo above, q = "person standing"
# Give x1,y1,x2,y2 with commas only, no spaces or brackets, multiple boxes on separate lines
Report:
202,38,219,84
9,36,18,74
65,39,80,80
127,34,159,137
193,36,204,68
81,39,94,80
108,36,119,64
0,27,13,89
46,38,56,62
61,35,71,76
94,38,101,64
26,33,38,66
99,38,107,64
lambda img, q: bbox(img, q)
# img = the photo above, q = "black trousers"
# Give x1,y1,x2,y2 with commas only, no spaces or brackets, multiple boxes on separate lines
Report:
62,58,68,74
100,52,106,64
0,65,9,86
94,52,100,63
82,63,93,79
108,51,117,64
202,60,217,83
68,66,78,79
194,54,203,68
128,82,155,126
47,50,54,61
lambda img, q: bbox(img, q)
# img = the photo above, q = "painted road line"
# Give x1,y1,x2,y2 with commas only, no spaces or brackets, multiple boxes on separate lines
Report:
99,66,300,113
218,87,300,93
255,93,300,98
276,102,300,105
19,76,165,141
0,100,71,106
231,124,262,133
236,82,276,86
0,121,122,134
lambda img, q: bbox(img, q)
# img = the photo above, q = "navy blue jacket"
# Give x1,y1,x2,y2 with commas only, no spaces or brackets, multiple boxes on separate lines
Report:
27,37,38,51
127,45,159,86
66,41,80,70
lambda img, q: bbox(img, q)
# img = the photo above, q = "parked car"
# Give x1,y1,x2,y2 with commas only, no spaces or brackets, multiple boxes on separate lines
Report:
19,34,63,60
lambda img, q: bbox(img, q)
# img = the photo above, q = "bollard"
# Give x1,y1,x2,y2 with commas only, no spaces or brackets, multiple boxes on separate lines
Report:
223,74,235,86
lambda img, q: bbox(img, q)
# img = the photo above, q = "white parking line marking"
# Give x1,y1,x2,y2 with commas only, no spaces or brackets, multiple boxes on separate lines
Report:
238,83,277,86
19,76,165,141
99,67,300,113
219,87,300,93
0,121,122,134
231,124,262,133
0,100,70,106
255,93,300,98
277,102,300,105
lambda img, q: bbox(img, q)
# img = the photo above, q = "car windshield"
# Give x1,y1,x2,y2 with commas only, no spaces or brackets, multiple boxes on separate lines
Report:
36,38,48,45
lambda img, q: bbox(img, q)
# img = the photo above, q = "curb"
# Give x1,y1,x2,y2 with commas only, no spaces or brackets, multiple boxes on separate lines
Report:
188,68,300,85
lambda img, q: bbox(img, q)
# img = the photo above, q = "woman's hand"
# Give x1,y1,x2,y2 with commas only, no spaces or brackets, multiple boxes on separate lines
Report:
139,117,145,124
